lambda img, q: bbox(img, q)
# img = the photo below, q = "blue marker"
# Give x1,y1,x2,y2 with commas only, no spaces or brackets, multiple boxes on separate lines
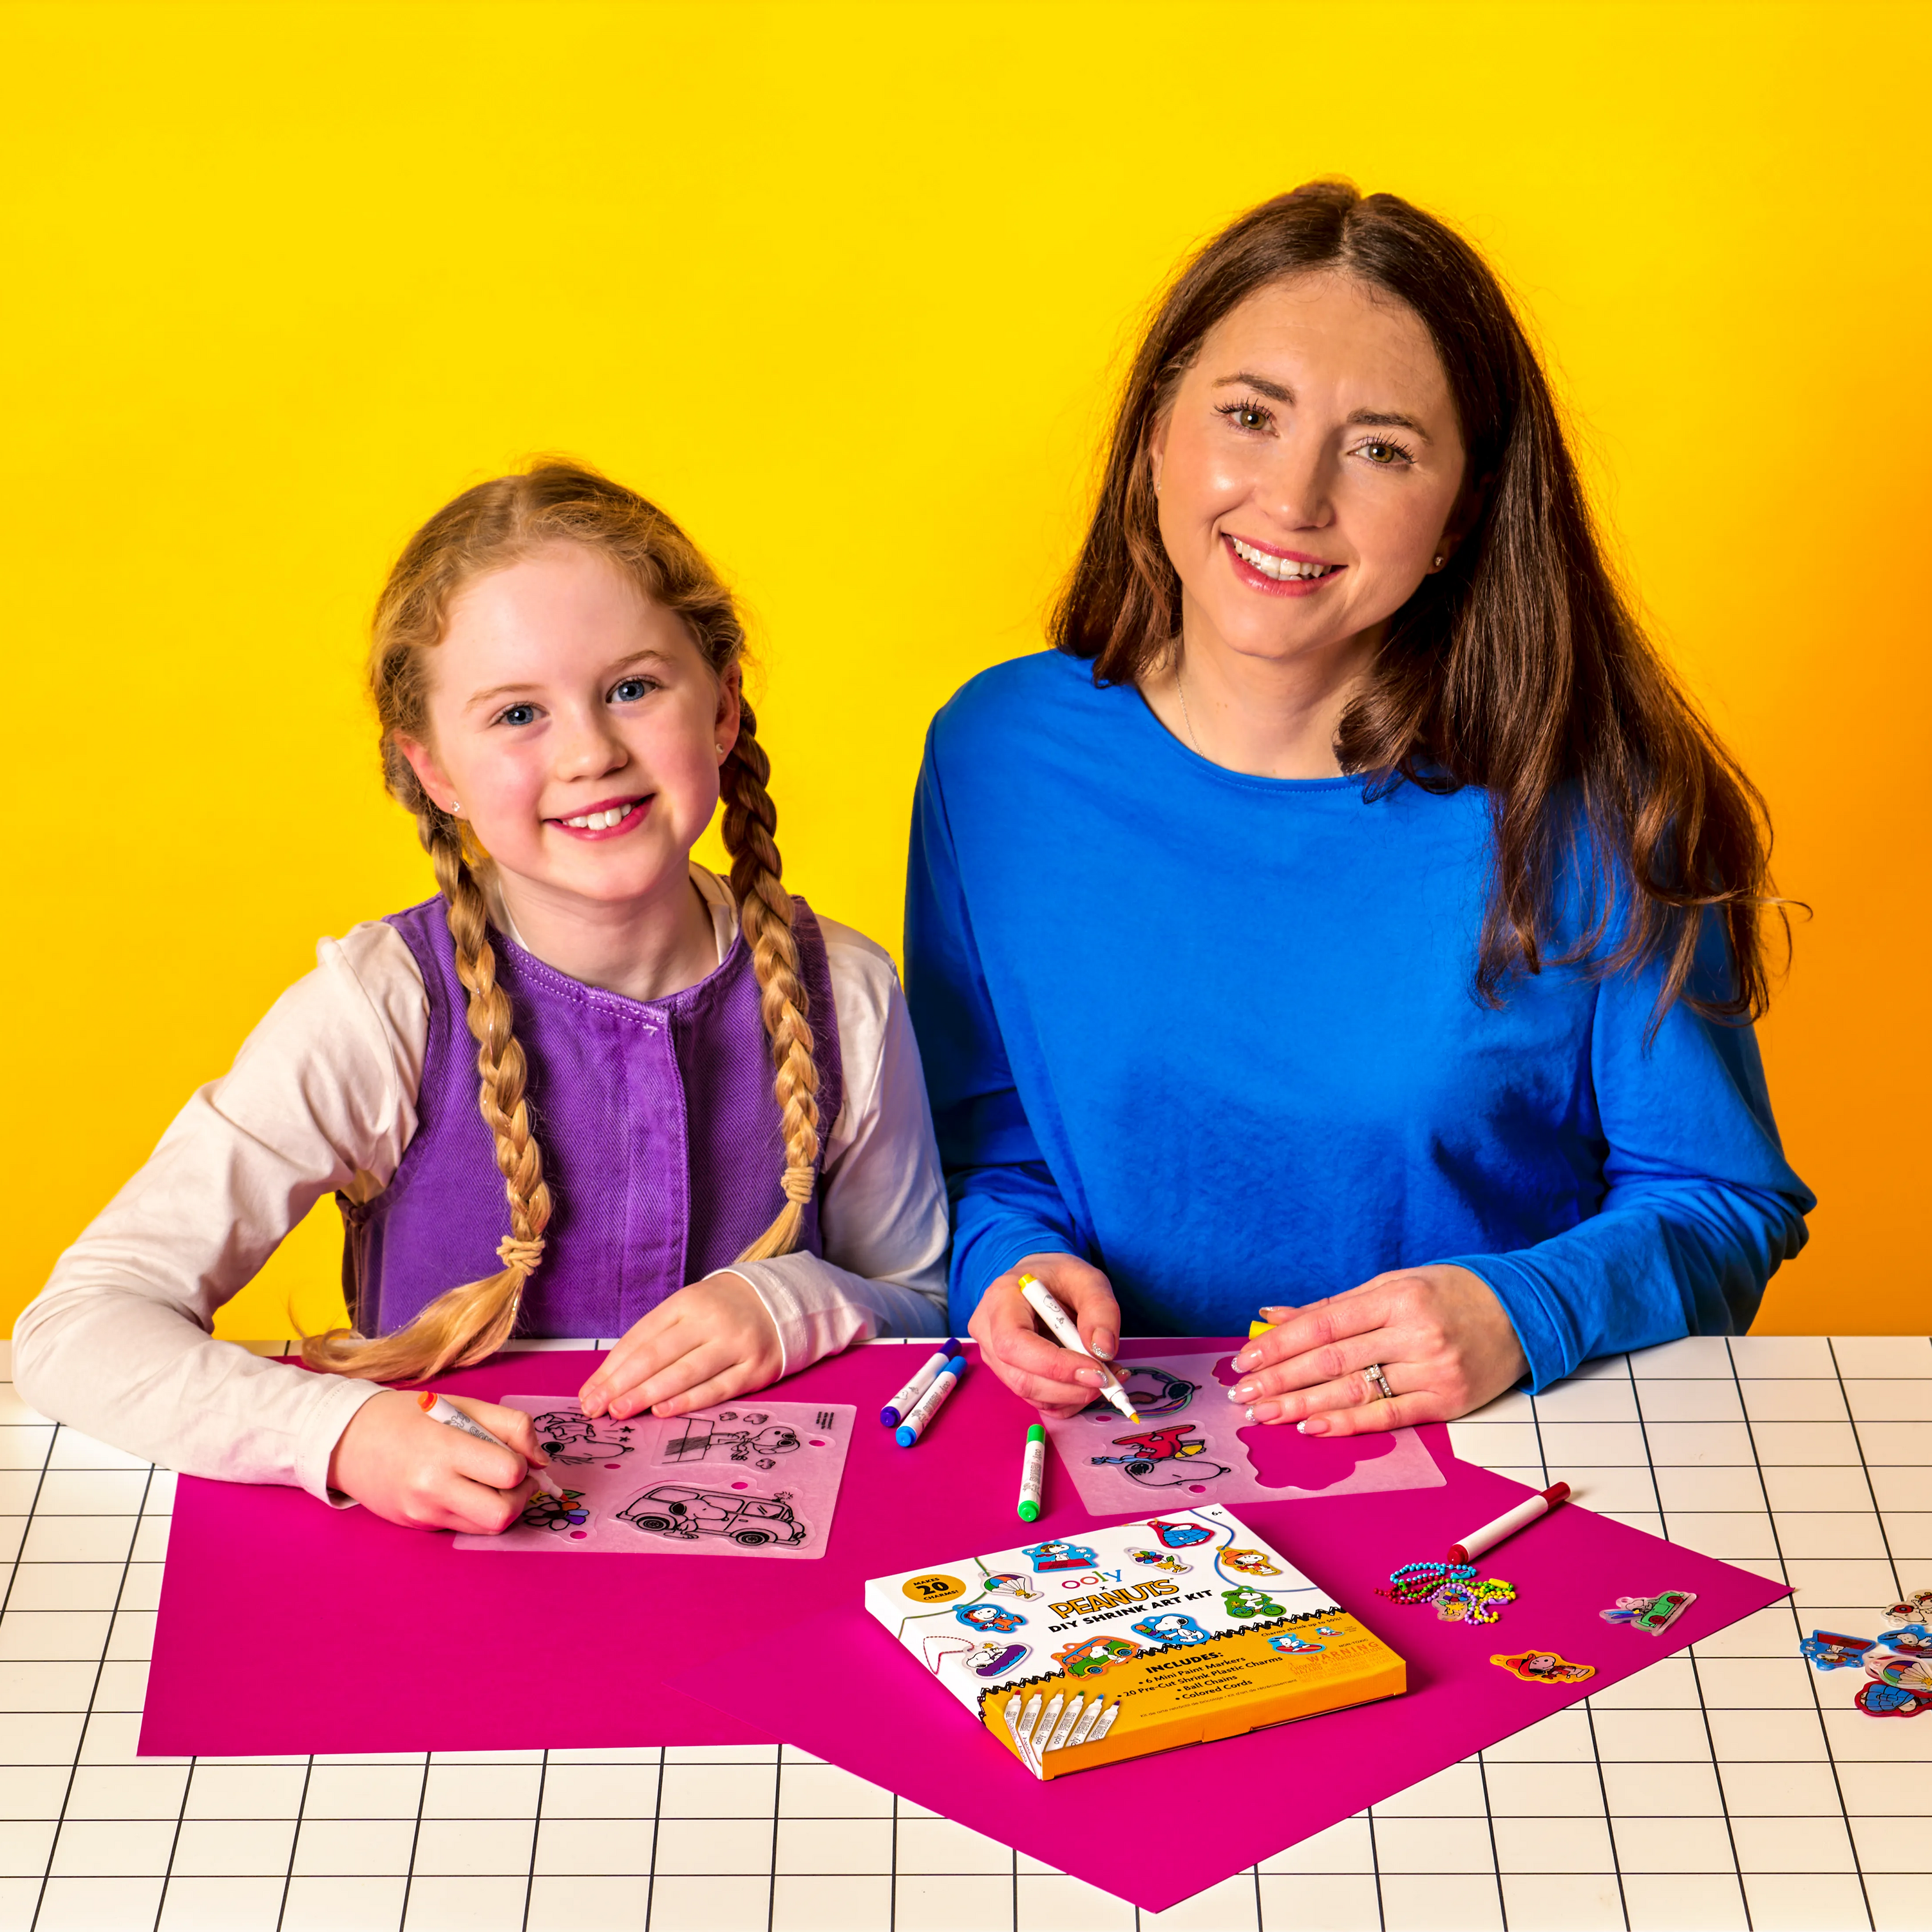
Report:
895,1354,969,1446
881,1340,961,1427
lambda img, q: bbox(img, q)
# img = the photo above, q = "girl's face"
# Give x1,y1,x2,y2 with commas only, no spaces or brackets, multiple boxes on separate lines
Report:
398,543,737,916
1150,270,1469,669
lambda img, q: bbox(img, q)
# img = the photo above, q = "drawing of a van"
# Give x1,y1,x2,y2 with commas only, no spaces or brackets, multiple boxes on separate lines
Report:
616,1484,808,1548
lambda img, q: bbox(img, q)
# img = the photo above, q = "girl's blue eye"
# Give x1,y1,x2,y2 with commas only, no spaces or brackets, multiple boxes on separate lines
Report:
498,703,538,727
611,677,654,703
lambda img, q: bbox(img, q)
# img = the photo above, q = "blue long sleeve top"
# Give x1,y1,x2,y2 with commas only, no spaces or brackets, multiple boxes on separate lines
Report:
904,650,1813,1390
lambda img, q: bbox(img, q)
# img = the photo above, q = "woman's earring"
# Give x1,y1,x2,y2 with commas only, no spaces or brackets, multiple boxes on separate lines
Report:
715,743,726,757
1432,554,1445,569
448,800,460,815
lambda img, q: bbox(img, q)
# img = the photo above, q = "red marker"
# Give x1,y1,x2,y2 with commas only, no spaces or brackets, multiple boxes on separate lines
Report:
1447,1482,1570,1564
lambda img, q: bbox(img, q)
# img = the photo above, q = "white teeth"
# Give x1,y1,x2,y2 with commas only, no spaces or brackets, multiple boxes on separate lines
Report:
562,805,631,829
1229,536,1335,581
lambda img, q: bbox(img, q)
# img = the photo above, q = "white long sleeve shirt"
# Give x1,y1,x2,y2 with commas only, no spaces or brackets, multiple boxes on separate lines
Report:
14,868,949,1501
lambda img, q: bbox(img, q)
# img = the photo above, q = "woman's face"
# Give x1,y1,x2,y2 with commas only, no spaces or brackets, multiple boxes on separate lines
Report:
1150,270,1468,670
398,542,738,916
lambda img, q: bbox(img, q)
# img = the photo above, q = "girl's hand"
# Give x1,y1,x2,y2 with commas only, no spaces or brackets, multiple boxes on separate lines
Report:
1226,1264,1526,1436
578,1273,784,1421
969,1251,1123,1418
327,1389,545,1533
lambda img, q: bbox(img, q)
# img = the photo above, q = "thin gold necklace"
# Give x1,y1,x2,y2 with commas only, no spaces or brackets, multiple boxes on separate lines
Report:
1176,659,1205,755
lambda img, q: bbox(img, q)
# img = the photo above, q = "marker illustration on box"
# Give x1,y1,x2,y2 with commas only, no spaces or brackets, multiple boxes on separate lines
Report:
866,1504,1405,1778
454,1396,855,1558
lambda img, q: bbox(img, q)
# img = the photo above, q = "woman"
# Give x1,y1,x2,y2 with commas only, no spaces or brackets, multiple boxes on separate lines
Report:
905,181,1811,1435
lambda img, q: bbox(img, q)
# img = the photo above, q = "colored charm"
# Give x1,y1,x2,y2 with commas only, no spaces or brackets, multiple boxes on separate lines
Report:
1126,1548,1192,1574
1083,1365,1199,1419
1381,1560,1512,1624
1886,1589,1932,1626
1800,1631,1877,1671
520,1487,591,1533
1052,1634,1141,1678
1491,1650,1596,1685
1223,1548,1282,1577
982,1571,1043,1600
1090,1423,1233,1488
1130,1612,1211,1647
1148,1518,1214,1549
1602,1589,1696,1634
955,1602,1026,1633
1429,1578,1517,1625
1223,1586,1283,1618
1269,1630,1325,1654
966,1642,1030,1679
1879,1624,1932,1657
1855,1680,1932,1718
1020,1539,1098,1573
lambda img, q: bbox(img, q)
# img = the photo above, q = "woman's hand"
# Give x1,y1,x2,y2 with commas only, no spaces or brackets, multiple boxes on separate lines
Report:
578,1273,784,1422
969,1252,1123,1418
327,1389,545,1533
1226,1264,1526,1435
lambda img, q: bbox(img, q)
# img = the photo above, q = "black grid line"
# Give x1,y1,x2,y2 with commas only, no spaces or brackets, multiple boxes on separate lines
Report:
5,1342,1931,1932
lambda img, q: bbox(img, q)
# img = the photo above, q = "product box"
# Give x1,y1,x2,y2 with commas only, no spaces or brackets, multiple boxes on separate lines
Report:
864,1504,1405,1777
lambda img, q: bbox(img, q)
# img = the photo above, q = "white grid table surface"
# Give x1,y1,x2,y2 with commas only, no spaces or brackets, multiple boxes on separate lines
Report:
3,1333,1929,1932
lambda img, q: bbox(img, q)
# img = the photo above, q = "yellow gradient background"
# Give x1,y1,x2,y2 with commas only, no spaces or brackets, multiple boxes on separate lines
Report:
3,1,1926,1341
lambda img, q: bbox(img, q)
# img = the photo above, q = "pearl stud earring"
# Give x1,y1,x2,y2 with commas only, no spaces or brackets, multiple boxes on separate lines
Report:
1432,554,1445,568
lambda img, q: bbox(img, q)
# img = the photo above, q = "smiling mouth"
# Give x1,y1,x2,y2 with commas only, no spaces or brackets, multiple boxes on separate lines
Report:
1226,535,1341,582
549,797,647,833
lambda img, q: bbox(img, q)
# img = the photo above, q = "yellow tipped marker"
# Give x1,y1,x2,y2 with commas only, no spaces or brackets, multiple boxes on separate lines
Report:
1017,1274,1140,1423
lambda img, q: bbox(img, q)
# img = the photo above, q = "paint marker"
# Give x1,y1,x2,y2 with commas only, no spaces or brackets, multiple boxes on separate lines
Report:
1248,1320,1276,1340
1014,1691,1043,1748
1001,1692,1023,1742
1017,1275,1139,1423
882,1340,962,1427
895,1355,968,1446
1065,1696,1106,1748
1088,1699,1121,1742
1447,1481,1571,1564
1036,1692,1064,1751
417,1391,563,1498
1018,1423,1047,1522
1044,1694,1084,1752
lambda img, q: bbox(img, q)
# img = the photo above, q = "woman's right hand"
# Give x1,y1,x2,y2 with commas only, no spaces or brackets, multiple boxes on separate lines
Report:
326,1388,545,1533
969,1251,1124,1417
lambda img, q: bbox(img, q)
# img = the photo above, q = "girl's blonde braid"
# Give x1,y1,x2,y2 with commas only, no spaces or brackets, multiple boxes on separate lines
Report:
721,701,822,1263
300,811,552,1381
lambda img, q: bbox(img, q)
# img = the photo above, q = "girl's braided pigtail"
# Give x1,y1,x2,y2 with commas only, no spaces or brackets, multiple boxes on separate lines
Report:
301,810,552,1381
721,701,821,1262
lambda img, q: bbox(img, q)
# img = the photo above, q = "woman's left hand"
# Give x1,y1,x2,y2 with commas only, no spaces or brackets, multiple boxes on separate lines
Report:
1226,1264,1526,1435
578,1274,785,1421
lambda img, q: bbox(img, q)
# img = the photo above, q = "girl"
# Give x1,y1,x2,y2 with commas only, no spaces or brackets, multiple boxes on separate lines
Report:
17,463,947,1530
907,182,1812,1431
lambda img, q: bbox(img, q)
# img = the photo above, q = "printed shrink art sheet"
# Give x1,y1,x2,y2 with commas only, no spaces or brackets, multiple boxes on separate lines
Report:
453,1396,855,1558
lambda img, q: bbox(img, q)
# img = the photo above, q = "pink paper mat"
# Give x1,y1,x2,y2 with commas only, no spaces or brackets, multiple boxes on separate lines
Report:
143,1340,1429,1757
668,1465,1791,1913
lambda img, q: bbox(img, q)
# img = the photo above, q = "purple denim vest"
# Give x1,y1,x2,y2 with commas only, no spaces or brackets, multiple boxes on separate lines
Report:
345,894,844,1340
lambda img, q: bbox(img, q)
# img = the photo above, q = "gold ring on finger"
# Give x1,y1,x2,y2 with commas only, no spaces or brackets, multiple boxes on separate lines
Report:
1364,1362,1397,1402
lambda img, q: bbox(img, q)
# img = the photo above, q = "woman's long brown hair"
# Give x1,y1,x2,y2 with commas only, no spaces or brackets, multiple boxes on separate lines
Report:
302,462,822,1381
1054,180,1786,1025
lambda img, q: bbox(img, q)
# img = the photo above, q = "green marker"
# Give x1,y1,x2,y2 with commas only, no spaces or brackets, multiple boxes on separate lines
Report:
1017,1423,1046,1522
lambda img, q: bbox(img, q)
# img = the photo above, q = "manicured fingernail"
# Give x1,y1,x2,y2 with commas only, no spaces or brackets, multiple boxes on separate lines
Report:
1076,1368,1105,1387
1298,1417,1329,1436
1231,1349,1259,1371
1091,1331,1117,1358
1231,1382,1258,1402
1259,1307,1291,1320
1249,1401,1280,1423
